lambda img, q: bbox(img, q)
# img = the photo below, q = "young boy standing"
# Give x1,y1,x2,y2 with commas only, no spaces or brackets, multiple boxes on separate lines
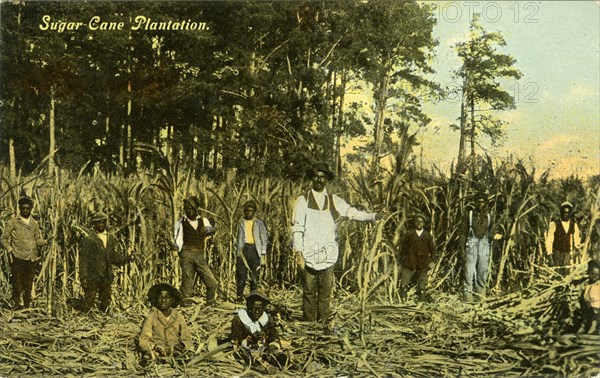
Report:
138,283,192,360
79,211,134,313
1,195,46,310
398,214,436,302
236,200,268,302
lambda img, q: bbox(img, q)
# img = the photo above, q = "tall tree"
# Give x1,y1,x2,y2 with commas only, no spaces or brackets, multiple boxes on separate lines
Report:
348,0,440,173
453,14,522,169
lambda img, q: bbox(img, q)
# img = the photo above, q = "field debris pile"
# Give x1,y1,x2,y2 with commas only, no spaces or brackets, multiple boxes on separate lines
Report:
1,272,599,377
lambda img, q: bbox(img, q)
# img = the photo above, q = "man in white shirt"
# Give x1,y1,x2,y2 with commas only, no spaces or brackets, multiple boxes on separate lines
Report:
291,163,379,328
545,201,582,275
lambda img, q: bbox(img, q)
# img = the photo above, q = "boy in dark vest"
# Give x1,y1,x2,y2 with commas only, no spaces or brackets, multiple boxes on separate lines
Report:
173,195,218,307
545,201,582,275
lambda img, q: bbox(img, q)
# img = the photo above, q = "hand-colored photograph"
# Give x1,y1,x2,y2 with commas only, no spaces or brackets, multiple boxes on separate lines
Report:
0,1,598,376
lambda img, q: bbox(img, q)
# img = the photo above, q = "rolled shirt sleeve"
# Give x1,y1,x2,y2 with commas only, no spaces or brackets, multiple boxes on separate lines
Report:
573,223,582,249
173,219,183,251
1,219,15,253
545,222,555,255
332,195,377,222
291,196,307,252
257,220,269,256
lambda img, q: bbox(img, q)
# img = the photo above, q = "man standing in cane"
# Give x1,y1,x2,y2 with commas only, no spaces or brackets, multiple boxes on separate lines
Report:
1,195,46,310
291,162,380,330
545,201,582,275
173,195,219,307
459,192,502,302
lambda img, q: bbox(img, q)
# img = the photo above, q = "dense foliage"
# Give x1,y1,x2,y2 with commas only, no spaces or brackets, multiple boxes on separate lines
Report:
0,0,444,178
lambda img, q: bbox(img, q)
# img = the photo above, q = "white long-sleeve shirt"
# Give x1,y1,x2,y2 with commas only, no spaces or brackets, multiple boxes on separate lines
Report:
291,189,376,270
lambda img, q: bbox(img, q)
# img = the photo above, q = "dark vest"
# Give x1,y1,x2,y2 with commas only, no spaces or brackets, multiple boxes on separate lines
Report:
182,219,206,250
304,191,340,221
552,219,575,254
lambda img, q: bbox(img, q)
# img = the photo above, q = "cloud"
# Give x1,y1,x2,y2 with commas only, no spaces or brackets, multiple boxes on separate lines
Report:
564,83,599,105
536,134,577,151
544,156,600,179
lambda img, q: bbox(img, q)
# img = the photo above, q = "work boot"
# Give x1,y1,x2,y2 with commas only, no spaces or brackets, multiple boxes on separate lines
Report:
399,286,407,302
462,292,473,303
418,292,433,303
473,288,486,302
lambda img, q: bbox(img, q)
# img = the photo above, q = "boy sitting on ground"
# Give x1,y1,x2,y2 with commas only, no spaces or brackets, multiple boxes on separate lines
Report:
138,283,192,361
230,290,288,371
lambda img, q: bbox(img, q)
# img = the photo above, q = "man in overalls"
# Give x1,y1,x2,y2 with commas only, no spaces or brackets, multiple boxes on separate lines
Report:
459,193,502,302
291,163,380,329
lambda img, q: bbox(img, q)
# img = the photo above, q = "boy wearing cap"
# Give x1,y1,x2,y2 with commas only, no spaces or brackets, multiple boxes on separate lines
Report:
231,290,287,370
236,200,269,302
398,214,436,302
79,212,134,313
173,195,218,306
1,195,46,309
138,283,192,360
545,201,582,274
291,162,380,327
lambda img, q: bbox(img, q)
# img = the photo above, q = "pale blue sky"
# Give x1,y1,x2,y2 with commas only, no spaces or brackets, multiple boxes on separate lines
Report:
420,1,600,177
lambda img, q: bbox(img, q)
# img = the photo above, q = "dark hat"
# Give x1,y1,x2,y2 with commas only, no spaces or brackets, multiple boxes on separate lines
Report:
18,195,34,207
243,200,257,210
307,162,334,181
245,290,270,305
560,201,573,210
184,195,203,210
147,283,182,307
92,211,108,222
414,213,427,222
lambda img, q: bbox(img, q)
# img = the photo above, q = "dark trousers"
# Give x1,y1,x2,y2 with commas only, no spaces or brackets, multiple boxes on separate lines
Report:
400,267,428,294
11,258,35,307
236,244,261,297
552,250,571,275
180,247,218,304
82,278,112,312
302,266,334,323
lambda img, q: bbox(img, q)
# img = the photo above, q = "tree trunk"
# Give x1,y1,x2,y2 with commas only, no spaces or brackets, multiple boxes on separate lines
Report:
126,80,132,170
49,86,56,175
334,71,347,176
119,122,125,169
372,69,390,171
470,95,476,157
457,76,468,167
9,138,16,179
